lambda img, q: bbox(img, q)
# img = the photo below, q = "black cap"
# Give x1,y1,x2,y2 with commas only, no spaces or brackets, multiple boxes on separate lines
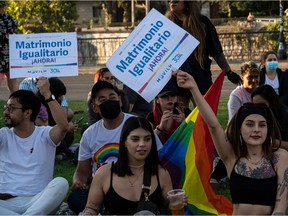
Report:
91,81,118,99
157,79,178,97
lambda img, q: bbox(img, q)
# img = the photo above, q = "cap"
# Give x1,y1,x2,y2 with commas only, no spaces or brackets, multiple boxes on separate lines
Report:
91,81,118,99
157,79,178,97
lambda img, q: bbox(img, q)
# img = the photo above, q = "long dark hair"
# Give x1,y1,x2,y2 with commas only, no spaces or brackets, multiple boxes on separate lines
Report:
113,117,159,176
226,103,281,160
166,1,206,68
251,84,285,119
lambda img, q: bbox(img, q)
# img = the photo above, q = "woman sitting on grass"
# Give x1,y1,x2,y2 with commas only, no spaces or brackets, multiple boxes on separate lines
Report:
81,117,187,215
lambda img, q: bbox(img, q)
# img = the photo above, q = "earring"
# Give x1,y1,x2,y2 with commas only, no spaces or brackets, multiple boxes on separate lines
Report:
240,134,243,146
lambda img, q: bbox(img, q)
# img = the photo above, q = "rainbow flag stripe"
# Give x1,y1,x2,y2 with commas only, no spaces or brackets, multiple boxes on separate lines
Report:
159,71,233,215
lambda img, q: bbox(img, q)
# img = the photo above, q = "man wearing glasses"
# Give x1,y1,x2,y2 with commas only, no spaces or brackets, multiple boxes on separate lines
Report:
0,78,69,214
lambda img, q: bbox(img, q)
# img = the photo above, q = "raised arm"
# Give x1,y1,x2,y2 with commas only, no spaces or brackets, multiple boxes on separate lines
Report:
173,70,236,167
37,77,69,144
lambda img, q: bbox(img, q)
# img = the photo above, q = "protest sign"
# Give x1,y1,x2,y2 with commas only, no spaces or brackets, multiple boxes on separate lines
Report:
9,32,78,78
107,8,199,102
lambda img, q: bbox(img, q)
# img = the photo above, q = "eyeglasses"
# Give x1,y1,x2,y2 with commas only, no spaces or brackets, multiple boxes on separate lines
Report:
4,105,23,113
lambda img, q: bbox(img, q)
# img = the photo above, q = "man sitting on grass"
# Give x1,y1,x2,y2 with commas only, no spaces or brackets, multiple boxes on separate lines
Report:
0,78,69,214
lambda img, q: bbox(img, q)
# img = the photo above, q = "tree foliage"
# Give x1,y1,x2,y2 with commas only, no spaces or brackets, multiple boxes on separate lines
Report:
209,0,282,18
6,0,78,33
260,17,288,51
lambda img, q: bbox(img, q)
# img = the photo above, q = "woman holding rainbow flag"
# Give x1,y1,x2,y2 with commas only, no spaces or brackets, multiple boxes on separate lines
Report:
173,69,288,215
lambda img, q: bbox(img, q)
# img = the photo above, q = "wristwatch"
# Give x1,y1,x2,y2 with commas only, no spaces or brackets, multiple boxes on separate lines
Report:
45,94,55,103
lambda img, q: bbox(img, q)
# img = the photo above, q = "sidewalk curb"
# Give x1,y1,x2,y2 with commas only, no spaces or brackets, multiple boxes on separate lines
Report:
78,61,288,75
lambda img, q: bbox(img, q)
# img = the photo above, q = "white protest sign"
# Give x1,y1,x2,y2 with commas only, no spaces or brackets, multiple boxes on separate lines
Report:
107,8,199,102
9,32,78,78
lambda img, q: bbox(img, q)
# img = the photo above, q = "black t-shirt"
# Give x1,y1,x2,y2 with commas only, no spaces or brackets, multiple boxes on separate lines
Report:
175,15,223,95
123,85,153,118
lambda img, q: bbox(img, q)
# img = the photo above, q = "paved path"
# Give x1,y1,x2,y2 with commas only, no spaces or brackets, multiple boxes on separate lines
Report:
0,61,287,101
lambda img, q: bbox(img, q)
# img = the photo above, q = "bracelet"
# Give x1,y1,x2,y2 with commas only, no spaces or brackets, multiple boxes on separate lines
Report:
156,126,163,132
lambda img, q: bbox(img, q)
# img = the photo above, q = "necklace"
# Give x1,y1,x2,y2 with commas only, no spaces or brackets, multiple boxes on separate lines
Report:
247,155,264,165
128,170,143,187
128,163,145,168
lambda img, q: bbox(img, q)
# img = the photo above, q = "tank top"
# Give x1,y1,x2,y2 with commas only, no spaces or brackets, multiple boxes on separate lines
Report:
103,166,163,215
229,159,277,206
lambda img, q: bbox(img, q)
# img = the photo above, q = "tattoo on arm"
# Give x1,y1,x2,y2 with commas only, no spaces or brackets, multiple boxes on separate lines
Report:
272,153,279,165
278,168,288,199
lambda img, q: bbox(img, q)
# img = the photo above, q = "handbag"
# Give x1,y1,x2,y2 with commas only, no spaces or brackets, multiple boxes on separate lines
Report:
136,165,159,215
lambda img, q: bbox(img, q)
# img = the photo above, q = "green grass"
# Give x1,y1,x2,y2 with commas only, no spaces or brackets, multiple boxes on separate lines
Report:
54,100,88,187
0,97,231,199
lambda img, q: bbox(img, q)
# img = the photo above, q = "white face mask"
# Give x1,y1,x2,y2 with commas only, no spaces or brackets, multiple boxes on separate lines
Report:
266,61,278,72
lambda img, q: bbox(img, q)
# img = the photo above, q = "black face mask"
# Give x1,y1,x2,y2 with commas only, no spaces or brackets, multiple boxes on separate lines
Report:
99,100,121,119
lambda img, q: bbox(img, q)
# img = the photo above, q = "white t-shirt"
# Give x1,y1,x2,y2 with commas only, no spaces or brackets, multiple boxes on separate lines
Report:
0,126,56,196
79,113,162,174
228,85,252,122
265,74,280,95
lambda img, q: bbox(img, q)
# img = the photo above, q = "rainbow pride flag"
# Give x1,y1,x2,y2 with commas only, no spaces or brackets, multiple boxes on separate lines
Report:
159,71,233,215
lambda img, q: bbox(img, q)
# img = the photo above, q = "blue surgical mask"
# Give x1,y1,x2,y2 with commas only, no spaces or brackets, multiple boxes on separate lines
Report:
266,61,278,72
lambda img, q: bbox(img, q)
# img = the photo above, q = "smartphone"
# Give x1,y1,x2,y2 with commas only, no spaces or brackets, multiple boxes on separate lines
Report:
173,102,179,115
75,116,84,124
